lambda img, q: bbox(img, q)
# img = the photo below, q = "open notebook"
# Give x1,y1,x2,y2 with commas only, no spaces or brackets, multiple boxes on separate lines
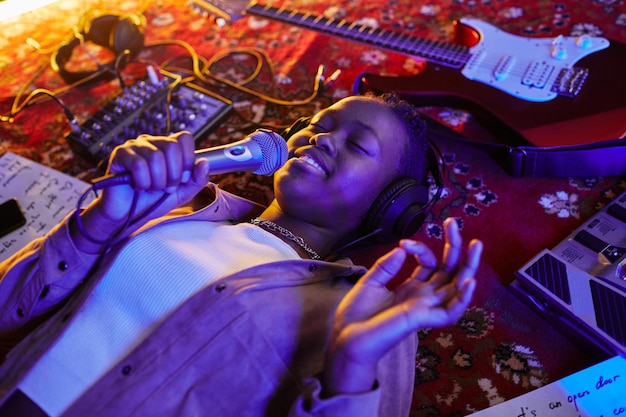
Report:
513,190,626,356
0,152,94,262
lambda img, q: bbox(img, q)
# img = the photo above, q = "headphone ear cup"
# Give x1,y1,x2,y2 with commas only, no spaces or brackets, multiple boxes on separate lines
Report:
86,14,121,48
50,38,81,81
51,14,145,85
112,15,145,55
364,177,429,244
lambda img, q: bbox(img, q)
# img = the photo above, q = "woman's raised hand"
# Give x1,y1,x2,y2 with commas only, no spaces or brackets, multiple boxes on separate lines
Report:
323,218,483,396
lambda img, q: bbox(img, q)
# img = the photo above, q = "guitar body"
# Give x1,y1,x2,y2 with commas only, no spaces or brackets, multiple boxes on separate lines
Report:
192,1,626,148
358,19,626,147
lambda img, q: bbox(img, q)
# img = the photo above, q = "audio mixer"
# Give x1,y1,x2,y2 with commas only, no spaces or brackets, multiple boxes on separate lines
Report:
65,70,232,163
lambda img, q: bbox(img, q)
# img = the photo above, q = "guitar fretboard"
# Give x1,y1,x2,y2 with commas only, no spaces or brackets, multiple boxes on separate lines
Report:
248,3,471,68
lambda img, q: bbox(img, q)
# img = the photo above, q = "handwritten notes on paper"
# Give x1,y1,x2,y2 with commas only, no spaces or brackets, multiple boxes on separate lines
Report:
0,152,94,262
468,355,626,417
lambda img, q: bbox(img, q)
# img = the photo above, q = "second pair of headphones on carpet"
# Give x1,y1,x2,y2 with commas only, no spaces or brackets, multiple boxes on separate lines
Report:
51,13,146,84
282,116,445,245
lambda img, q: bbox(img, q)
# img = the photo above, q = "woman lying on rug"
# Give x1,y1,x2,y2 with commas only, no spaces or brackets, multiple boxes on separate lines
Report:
0,94,482,417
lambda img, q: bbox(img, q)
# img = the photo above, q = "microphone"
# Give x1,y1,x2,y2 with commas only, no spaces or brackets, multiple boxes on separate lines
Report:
91,129,288,190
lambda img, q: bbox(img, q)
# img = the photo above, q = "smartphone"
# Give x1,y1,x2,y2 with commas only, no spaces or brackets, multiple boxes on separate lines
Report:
0,198,27,238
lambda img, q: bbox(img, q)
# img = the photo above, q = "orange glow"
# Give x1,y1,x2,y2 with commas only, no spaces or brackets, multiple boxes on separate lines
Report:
0,0,61,21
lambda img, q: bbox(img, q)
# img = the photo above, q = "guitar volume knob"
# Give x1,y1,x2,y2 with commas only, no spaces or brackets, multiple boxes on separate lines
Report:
550,45,567,60
576,34,592,49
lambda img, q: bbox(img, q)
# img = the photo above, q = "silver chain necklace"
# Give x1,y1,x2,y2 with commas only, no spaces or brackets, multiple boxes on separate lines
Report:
250,217,321,260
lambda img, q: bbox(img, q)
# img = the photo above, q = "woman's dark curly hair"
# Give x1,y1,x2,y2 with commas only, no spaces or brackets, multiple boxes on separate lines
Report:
374,93,430,185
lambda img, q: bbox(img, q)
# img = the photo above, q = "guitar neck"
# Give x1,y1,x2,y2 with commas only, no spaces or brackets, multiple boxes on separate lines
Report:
247,2,471,68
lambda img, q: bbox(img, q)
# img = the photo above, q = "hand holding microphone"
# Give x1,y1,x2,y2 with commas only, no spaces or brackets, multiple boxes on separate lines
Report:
72,130,287,251
91,129,288,190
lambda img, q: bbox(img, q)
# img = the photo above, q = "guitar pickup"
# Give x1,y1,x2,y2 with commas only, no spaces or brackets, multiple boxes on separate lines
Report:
522,61,553,89
551,66,588,98
493,55,514,80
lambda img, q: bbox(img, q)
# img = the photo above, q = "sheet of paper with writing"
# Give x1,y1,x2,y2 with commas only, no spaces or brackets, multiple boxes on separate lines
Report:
467,355,626,417
0,152,94,262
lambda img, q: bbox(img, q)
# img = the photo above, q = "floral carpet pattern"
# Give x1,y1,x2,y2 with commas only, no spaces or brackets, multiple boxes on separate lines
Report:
1,0,625,415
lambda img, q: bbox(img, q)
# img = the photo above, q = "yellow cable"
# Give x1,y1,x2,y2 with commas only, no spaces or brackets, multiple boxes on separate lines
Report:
148,39,325,106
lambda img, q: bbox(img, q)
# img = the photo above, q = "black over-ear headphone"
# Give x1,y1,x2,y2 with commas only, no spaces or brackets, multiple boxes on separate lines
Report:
51,14,145,84
282,116,444,245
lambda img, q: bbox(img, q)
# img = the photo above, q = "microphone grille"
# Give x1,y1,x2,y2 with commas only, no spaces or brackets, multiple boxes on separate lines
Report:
250,129,289,175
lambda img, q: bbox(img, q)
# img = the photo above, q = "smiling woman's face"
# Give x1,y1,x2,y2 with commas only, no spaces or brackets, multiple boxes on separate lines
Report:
273,96,410,232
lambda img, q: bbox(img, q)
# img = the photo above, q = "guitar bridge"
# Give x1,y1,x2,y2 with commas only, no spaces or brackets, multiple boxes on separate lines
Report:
551,66,589,98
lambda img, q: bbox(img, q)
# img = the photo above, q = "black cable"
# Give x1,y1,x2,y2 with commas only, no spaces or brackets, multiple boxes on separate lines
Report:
0,88,80,134
114,49,132,89
74,182,173,251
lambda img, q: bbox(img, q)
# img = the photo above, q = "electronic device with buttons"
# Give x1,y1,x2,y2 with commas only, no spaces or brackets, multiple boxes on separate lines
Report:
65,69,232,164
512,189,626,356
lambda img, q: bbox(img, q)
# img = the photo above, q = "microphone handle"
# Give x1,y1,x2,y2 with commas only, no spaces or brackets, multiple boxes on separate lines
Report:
91,139,264,190
194,139,263,174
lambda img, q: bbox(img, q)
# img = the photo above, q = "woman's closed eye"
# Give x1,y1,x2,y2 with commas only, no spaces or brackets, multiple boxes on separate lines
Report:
348,140,370,155
309,122,328,133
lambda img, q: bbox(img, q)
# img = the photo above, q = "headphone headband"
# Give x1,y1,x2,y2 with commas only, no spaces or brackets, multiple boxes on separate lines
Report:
51,14,145,84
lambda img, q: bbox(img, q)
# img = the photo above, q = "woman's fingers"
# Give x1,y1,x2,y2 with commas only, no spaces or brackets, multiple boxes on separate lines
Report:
399,240,437,282
398,218,463,285
108,132,195,192
132,142,169,190
397,219,483,303
455,238,483,289
175,131,197,184
342,275,476,362
441,217,462,274
359,247,407,288
434,238,482,312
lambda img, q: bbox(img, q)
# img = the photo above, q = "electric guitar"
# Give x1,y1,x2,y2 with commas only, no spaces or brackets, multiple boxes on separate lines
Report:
190,0,626,148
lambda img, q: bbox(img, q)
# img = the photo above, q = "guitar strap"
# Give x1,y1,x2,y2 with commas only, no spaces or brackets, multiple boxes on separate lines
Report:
425,119,626,178
503,139,626,178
